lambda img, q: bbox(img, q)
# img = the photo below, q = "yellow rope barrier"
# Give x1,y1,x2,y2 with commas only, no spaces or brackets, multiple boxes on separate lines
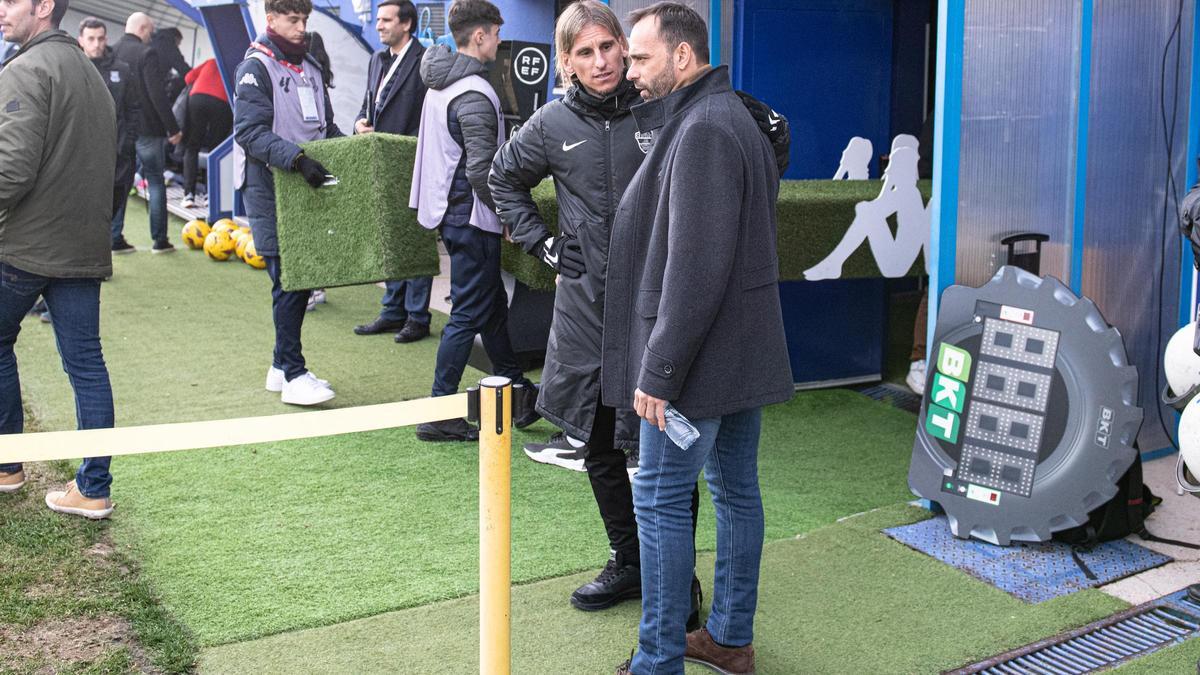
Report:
0,393,468,464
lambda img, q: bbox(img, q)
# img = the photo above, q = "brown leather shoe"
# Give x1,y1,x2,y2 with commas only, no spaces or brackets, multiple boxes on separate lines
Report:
45,481,113,520
685,627,755,674
0,469,25,493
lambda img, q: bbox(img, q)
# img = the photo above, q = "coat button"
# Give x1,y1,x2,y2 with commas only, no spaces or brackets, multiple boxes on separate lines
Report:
663,364,674,375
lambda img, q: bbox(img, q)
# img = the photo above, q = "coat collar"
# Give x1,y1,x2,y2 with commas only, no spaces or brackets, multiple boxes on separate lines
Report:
630,64,732,132
374,39,423,112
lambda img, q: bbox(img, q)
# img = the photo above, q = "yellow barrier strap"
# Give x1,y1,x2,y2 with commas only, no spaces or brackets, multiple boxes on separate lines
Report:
0,393,468,464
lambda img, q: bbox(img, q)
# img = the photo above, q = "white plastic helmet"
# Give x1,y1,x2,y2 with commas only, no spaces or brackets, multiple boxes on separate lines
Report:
1179,396,1200,492
1163,321,1200,410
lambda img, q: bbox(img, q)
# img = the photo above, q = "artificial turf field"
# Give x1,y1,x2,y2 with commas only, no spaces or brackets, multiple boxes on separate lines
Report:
11,210,1187,673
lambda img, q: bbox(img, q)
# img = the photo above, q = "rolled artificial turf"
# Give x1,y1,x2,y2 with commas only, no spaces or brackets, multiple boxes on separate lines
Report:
504,180,934,292
275,133,440,292
275,130,928,293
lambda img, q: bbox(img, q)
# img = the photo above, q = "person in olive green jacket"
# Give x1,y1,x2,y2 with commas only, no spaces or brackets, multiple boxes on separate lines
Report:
0,0,121,520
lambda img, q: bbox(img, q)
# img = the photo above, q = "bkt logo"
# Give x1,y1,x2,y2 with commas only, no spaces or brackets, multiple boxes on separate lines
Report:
926,343,972,444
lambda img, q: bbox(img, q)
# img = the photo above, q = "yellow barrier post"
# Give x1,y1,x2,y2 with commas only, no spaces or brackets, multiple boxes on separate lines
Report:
478,376,512,675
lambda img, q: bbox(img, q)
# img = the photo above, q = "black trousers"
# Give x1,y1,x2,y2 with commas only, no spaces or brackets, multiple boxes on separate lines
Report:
264,255,310,381
182,93,232,195
586,398,699,565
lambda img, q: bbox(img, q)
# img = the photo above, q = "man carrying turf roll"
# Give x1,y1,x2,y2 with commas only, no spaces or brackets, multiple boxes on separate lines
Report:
233,0,342,406
409,0,539,442
489,0,790,628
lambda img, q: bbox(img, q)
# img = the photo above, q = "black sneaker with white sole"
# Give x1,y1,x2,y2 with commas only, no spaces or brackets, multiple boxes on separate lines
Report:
523,431,587,472
151,240,176,254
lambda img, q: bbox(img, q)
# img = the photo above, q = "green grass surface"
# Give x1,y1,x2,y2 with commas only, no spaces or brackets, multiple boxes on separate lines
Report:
0,448,196,673
13,215,922,647
198,504,1127,674
276,134,440,291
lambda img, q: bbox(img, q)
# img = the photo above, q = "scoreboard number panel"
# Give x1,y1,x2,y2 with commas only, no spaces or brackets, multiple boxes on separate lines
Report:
908,266,1143,545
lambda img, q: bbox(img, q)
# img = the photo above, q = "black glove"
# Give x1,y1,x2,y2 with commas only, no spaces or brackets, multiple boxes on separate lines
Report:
295,155,329,189
536,235,586,279
736,90,791,175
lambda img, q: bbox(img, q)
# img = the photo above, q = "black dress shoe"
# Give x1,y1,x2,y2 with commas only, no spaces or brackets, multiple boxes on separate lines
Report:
416,418,479,442
571,554,642,611
353,317,408,336
513,383,542,429
394,320,430,343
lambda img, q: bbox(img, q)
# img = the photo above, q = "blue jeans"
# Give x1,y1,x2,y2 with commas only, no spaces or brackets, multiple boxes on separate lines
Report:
432,224,528,396
264,256,311,381
134,136,168,244
632,408,764,675
0,263,114,498
380,277,433,326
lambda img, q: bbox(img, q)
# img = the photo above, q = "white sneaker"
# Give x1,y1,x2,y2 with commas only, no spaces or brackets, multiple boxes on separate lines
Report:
180,194,196,208
906,359,927,396
281,372,335,406
265,366,329,393
312,289,327,304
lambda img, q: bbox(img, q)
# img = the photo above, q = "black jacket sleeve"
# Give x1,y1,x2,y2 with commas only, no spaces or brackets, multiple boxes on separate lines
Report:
450,90,500,210
489,111,551,252
142,49,180,136
324,85,344,139
233,59,302,171
120,64,138,156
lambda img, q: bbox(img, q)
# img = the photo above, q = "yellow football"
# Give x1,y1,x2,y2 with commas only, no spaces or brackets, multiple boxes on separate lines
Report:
204,229,236,261
235,231,252,261
181,219,210,249
212,218,240,237
242,238,267,269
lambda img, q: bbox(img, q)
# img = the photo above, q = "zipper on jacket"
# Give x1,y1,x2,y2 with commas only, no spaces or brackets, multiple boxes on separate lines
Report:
605,119,614,222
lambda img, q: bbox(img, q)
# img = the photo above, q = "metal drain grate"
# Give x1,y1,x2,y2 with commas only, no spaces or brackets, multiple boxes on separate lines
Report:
947,590,1200,673
855,383,922,414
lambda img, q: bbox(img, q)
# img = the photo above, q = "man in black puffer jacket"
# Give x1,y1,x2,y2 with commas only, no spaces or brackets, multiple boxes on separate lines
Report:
489,0,790,622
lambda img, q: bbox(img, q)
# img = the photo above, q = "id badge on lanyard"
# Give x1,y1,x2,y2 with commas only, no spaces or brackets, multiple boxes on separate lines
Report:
298,78,319,123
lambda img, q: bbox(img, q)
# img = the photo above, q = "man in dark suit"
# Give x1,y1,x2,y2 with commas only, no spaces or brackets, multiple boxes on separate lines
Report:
351,0,433,344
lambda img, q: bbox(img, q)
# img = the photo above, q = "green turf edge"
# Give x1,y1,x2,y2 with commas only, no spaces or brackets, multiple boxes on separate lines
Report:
1111,634,1200,673
196,503,1127,674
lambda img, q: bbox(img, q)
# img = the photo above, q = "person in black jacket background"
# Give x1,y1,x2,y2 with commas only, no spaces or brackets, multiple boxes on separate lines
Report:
114,12,181,254
350,0,434,344
78,17,138,255
151,26,189,103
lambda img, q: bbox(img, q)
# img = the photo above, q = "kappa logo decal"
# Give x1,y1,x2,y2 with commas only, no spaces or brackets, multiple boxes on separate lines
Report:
238,72,259,87
635,131,654,154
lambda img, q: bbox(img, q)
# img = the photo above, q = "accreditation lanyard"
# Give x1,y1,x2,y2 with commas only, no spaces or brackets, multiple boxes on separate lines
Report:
252,42,320,122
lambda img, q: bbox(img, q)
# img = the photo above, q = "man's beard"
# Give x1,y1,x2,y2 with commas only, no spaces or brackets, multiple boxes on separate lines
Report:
642,69,676,100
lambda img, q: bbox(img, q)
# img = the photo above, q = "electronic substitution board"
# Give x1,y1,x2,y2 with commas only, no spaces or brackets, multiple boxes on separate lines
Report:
908,266,1143,545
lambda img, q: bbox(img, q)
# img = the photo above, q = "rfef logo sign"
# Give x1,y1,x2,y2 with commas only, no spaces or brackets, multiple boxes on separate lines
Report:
926,343,972,444
514,47,548,86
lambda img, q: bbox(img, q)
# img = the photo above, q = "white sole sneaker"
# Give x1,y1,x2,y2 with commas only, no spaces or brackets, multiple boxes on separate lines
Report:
281,386,335,406
45,493,114,519
266,366,329,393
0,479,26,493
522,446,586,472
